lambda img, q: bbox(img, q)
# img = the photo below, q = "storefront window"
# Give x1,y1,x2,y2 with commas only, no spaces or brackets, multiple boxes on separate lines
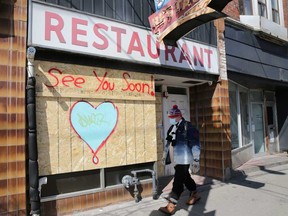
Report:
229,82,251,150
105,162,154,186
41,169,101,197
239,87,250,145
229,82,239,149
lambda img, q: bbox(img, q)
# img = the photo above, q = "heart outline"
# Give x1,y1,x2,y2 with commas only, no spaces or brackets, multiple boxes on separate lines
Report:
69,100,119,164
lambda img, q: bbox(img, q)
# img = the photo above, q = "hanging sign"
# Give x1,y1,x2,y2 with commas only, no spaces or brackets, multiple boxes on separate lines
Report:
149,0,231,46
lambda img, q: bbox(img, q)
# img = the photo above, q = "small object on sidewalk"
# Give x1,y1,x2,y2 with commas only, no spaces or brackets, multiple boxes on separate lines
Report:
158,202,176,215
186,191,201,205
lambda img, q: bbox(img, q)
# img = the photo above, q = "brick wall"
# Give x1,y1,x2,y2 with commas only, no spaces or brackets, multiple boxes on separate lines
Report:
0,0,28,215
223,0,240,20
284,0,288,28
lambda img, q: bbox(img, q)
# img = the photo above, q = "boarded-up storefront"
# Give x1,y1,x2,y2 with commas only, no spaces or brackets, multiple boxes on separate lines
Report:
35,61,157,176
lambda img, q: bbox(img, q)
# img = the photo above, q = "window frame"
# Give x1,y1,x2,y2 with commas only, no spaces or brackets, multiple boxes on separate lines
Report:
271,0,280,23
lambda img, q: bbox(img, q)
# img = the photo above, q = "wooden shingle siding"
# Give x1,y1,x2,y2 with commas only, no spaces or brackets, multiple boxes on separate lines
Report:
0,0,28,215
190,80,231,180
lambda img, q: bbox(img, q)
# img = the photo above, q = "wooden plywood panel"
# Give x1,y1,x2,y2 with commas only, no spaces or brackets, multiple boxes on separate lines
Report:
35,61,155,101
144,101,157,162
58,98,72,173
70,98,85,172
36,62,158,174
125,101,136,164
134,101,145,163
37,97,59,175
106,101,126,167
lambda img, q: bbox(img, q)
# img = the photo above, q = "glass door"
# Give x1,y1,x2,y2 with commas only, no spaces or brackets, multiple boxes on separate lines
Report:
251,103,265,153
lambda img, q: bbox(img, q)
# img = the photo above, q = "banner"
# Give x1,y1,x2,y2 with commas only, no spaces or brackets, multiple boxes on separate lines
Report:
149,0,231,45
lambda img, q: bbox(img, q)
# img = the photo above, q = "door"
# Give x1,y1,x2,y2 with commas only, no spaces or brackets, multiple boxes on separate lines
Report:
163,94,190,176
266,103,278,153
251,103,265,153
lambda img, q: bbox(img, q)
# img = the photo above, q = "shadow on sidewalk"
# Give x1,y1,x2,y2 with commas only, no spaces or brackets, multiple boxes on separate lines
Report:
148,166,283,216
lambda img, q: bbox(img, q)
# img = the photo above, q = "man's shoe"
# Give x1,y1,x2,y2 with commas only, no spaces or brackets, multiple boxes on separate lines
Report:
159,202,176,215
186,191,201,205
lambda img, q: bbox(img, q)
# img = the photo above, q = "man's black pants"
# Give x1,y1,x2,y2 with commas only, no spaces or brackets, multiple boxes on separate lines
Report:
172,164,196,199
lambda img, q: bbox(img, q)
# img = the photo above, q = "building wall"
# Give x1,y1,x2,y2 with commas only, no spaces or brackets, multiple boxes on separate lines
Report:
284,0,288,27
190,81,231,180
190,18,231,180
0,0,28,215
223,0,240,20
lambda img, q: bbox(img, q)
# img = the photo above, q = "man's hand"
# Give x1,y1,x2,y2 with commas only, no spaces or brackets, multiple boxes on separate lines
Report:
191,159,200,173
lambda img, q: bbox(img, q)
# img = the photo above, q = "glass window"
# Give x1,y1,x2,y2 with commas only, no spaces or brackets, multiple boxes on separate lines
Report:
271,0,280,23
265,91,275,102
266,106,274,125
229,82,252,149
105,0,114,18
229,82,239,149
41,169,101,197
250,91,263,102
239,88,250,145
105,162,154,186
258,0,267,18
239,0,253,15
167,87,187,95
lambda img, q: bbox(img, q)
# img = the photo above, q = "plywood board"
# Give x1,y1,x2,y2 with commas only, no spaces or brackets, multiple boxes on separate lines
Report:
36,62,157,175
35,61,155,101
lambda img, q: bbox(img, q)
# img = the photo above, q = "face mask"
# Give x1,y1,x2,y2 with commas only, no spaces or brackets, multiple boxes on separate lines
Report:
169,118,177,125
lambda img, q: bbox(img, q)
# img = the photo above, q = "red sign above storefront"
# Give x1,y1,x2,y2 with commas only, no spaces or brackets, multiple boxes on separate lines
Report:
148,0,231,46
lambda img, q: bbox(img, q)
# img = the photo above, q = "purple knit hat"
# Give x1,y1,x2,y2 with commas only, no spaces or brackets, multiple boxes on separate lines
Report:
168,105,182,118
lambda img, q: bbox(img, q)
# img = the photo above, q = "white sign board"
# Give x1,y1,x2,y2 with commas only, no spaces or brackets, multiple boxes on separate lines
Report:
29,2,219,74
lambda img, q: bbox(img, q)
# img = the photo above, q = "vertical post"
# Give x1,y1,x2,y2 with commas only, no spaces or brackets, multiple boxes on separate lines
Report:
26,47,41,215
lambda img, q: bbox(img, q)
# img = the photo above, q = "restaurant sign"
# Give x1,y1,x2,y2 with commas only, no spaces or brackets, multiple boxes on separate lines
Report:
29,1,220,74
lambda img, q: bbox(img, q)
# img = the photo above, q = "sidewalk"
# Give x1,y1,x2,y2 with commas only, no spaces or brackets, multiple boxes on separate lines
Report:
72,152,288,216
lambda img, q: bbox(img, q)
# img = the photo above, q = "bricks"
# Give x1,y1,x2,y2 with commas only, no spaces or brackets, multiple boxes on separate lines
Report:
223,0,240,20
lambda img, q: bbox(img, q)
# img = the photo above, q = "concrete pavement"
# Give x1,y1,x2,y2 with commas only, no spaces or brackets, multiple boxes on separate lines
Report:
72,153,288,216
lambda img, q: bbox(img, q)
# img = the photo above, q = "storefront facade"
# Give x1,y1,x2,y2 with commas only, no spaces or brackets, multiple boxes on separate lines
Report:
1,0,232,215
223,0,288,168
26,0,231,215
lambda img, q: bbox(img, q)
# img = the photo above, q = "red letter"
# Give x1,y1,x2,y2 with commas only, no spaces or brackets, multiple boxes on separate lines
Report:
72,18,88,47
45,68,61,87
165,45,177,62
147,35,160,59
93,23,109,50
111,26,126,53
127,32,145,56
121,72,131,91
204,49,213,68
193,46,204,67
45,12,66,43
74,77,85,88
179,43,192,64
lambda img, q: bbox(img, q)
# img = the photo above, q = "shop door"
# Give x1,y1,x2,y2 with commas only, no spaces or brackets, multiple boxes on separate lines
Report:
163,94,190,176
251,103,265,153
266,103,278,153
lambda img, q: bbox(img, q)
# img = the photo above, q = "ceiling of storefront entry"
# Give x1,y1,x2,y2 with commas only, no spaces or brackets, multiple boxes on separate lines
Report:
154,74,210,87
